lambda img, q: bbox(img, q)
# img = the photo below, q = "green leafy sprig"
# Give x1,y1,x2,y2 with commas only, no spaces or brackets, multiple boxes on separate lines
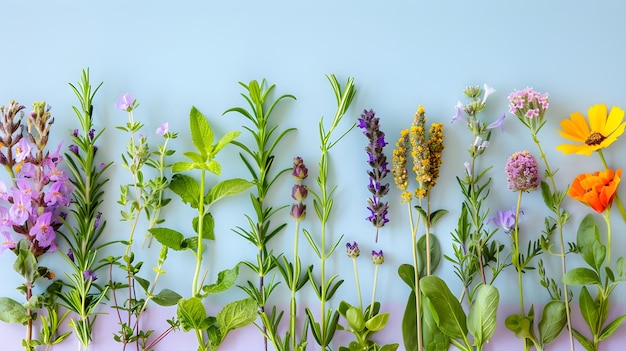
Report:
151,106,256,351
303,74,356,350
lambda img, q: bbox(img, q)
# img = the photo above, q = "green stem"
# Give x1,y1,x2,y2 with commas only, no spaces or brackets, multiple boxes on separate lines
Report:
290,220,301,350
597,149,626,222
408,200,423,351
192,169,206,296
531,132,574,351
369,264,379,321
513,191,525,315
352,257,362,312
603,210,612,267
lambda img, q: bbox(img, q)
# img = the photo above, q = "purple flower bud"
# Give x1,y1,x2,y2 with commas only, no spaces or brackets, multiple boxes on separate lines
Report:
83,270,97,281
89,128,95,141
72,129,79,137
69,144,79,155
94,211,102,229
67,248,74,263
291,184,308,202
346,241,360,258
292,156,308,181
371,250,384,265
290,203,306,221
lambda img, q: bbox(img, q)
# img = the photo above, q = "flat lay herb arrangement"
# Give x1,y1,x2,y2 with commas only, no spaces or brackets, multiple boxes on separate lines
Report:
2,68,626,351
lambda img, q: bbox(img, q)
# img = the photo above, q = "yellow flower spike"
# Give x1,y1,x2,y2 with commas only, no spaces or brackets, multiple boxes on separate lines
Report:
557,104,626,156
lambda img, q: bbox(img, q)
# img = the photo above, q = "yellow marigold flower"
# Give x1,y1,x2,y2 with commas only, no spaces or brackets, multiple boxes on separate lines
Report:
392,129,409,195
557,104,626,156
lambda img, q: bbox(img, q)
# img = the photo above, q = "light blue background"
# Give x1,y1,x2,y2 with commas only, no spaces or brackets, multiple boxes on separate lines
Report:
1,1,626,350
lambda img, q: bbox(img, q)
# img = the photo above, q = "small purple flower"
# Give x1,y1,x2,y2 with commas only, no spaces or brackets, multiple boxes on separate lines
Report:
89,128,95,141
99,162,106,170
83,270,97,282
94,211,102,229
487,113,506,132
10,189,32,225
15,138,31,163
67,248,75,263
156,122,169,136
30,212,55,248
115,93,135,112
69,144,79,155
0,231,15,254
72,129,79,137
451,101,467,124
505,150,541,192
346,241,360,258
290,203,306,221
490,207,524,235
93,145,98,155
371,250,384,265
292,157,308,181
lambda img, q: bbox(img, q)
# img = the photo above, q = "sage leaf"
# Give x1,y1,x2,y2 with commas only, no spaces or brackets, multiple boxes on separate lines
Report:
189,106,213,158
538,300,566,344
562,267,601,286
206,178,254,206
203,265,239,294
420,275,467,339
217,298,258,342
0,297,29,324
467,284,499,347
169,173,200,208
149,227,185,251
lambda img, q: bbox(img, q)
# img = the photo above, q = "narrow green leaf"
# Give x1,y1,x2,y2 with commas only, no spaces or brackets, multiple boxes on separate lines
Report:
599,314,626,341
572,328,595,351
420,276,467,339
171,161,196,173
213,130,241,156
429,209,449,226
579,286,599,335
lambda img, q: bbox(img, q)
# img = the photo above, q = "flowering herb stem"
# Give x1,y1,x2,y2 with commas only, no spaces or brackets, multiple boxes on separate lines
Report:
408,201,423,351
513,190,525,315
351,256,363,312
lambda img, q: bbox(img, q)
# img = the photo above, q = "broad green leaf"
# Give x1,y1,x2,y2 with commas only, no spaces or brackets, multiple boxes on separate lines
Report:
576,214,605,271
14,248,38,282
0,297,29,324
152,289,183,306
380,344,400,351
397,264,415,289
417,234,441,277
217,298,257,343
538,300,566,344
365,313,390,332
169,174,200,208
346,306,365,331
420,276,467,339
467,284,499,347
171,161,196,173
429,209,449,226
135,276,150,292
422,297,451,351
562,267,601,286
149,227,185,251
189,106,213,157
177,297,209,332
193,213,215,240
505,313,534,340
203,266,239,294
579,286,599,335
402,292,419,351
206,178,254,206
599,314,626,341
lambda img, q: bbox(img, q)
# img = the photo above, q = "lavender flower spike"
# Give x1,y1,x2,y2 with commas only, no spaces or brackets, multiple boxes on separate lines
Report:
346,241,360,258
358,109,390,242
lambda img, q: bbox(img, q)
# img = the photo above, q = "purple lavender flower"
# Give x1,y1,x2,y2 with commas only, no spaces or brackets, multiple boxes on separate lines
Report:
88,128,95,141
346,241,360,258
83,270,97,281
291,184,308,202
156,122,169,136
115,93,135,112
67,248,75,263
358,109,390,242
505,150,541,192
371,250,384,265
72,129,79,137
490,207,524,235
94,211,102,229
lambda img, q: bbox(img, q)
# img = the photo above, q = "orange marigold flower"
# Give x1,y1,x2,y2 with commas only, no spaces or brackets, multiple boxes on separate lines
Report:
568,168,622,214
557,104,626,156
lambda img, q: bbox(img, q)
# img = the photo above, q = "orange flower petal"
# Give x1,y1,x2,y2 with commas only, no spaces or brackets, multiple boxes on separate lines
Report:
560,112,590,142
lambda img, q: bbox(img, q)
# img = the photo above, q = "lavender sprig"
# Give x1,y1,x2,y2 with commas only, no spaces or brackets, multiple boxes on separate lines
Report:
358,109,390,242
